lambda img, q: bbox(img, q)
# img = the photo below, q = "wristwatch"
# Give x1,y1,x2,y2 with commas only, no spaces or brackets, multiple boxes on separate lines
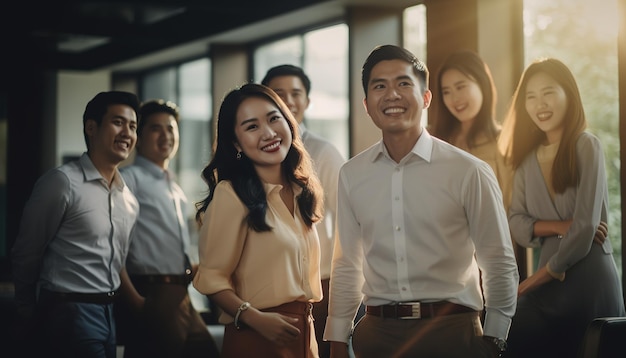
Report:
483,336,507,356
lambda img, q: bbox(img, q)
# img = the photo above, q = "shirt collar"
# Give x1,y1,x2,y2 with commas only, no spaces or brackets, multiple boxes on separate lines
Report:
299,123,308,139
134,154,171,179
368,128,434,164
79,152,126,190
263,181,304,197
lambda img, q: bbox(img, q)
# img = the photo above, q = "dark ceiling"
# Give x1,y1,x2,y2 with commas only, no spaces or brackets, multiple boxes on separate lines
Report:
7,0,328,72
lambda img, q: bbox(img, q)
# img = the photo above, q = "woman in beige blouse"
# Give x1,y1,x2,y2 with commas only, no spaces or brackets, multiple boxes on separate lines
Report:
193,83,324,357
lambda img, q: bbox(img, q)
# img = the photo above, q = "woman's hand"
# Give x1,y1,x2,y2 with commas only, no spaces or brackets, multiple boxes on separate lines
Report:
246,311,301,346
518,266,553,297
593,221,608,245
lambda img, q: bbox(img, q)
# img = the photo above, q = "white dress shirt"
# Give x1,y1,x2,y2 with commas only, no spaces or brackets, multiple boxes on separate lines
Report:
300,124,345,280
324,129,518,343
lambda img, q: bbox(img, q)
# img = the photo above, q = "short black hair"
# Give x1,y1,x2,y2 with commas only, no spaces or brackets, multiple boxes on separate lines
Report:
361,45,429,97
137,99,180,136
261,64,311,95
82,91,140,147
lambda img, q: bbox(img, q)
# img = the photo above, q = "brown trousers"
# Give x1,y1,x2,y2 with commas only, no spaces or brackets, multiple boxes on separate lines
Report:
116,282,219,358
352,311,493,358
221,301,318,358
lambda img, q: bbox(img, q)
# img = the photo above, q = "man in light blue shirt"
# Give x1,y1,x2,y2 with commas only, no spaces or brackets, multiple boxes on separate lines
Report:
117,100,219,358
324,45,518,358
11,91,141,358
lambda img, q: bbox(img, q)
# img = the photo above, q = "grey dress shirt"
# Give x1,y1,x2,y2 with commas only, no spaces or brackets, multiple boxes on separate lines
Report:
11,153,139,310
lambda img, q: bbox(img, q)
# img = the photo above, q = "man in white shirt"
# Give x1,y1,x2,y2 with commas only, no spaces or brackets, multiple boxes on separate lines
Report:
117,100,219,357
323,45,518,358
262,64,345,358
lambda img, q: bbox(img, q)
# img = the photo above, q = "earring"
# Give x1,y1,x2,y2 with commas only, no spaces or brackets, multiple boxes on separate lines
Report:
236,151,242,160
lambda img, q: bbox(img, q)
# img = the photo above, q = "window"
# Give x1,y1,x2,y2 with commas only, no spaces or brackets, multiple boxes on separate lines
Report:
523,0,621,276
403,4,428,127
253,24,350,159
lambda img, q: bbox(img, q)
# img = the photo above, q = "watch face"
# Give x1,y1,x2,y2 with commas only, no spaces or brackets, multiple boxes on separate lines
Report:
485,336,507,351
494,338,507,351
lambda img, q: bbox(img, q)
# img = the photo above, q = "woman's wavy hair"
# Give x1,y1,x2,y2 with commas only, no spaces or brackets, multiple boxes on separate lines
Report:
499,58,586,193
195,83,323,231
431,50,500,148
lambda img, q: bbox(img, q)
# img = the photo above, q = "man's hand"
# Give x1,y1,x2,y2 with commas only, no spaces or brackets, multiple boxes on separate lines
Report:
518,266,553,297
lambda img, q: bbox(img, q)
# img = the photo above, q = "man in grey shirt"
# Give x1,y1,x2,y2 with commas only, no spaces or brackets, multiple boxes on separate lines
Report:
11,91,141,357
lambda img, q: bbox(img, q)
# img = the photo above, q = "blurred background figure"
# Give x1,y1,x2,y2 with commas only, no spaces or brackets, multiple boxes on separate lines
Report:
116,99,219,358
500,58,625,358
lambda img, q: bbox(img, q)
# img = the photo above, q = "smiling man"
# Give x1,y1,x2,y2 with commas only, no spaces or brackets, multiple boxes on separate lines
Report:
323,45,519,358
11,91,141,358
116,99,220,358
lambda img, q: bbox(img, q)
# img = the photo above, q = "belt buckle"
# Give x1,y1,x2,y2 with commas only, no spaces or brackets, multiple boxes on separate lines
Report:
398,301,421,319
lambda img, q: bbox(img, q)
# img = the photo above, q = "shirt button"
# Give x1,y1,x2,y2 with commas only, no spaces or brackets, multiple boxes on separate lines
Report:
401,287,407,291
395,196,400,200
395,226,401,231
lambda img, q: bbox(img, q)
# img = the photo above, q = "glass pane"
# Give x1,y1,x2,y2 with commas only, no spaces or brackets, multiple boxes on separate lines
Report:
141,68,177,103
403,4,428,127
179,58,211,121
254,36,303,82
403,4,427,61
304,24,350,159
523,0,621,276
177,58,212,224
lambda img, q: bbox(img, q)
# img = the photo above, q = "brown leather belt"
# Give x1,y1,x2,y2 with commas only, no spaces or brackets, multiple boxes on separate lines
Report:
366,301,476,319
130,274,191,285
40,289,118,304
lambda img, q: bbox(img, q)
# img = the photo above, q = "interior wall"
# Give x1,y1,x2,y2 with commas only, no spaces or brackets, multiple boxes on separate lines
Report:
56,71,111,166
424,0,478,126
211,44,249,136
477,0,524,122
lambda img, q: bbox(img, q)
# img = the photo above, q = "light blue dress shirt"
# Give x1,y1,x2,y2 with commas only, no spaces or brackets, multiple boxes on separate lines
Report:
121,155,191,275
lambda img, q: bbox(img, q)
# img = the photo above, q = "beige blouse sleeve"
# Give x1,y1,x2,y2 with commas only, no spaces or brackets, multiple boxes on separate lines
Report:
193,181,249,295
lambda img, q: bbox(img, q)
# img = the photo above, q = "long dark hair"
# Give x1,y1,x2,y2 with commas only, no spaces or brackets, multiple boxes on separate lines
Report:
431,50,500,148
499,58,586,193
195,83,323,231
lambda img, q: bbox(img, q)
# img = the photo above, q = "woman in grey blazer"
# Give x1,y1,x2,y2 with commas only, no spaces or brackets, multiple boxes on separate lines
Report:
499,58,625,358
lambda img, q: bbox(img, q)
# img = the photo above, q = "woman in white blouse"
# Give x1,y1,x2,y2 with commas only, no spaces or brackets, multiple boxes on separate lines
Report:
500,58,625,358
193,83,324,357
